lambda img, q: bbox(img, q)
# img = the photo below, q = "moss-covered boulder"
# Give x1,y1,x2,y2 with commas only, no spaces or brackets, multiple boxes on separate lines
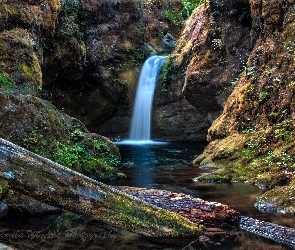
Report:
255,180,295,215
0,90,120,181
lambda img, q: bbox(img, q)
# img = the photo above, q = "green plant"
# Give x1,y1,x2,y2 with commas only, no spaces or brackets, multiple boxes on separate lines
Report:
161,9,183,26
269,111,278,118
266,67,276,75
241,126,256,134
247,66,256,78
93,140,120,166
274,121,294,141
0,73,12,90
258,91,269,101
231,76,240,86
274,77,282,84
54,142,88,168
181,0,206,19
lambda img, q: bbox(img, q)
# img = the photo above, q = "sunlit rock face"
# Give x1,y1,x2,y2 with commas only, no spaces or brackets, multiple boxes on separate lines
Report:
195,0,295,214
153,0,256,141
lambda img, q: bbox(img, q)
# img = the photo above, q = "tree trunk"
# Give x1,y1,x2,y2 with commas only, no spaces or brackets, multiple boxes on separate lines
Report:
0,138,203,238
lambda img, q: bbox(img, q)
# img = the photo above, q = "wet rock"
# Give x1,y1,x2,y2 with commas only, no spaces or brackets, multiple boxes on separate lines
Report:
194,0,295,215
0,243,14,250
153,0,255,141
160,33,177,52
0,201,8,218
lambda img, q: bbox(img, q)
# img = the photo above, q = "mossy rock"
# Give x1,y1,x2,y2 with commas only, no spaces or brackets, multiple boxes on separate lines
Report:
0,90,120,181
0,28,42,93
0,180,9,199
255,180,295,215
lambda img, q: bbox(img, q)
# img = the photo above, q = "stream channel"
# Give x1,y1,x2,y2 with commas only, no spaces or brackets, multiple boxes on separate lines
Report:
0,142,294,249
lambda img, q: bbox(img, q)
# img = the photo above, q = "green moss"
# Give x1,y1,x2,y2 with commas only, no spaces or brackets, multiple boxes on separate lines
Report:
100,188,205,237
257,181,295,215
197,135,295,189
0,180,9,199
158,58,175,92
0,29,42,92
181,0,207,19
258,91,269,101
196,170,232,182
20,119,119,181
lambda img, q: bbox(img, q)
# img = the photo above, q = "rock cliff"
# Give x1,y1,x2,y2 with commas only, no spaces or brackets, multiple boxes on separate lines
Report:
153,0,255,141
195,0,295,214
0,0,120,181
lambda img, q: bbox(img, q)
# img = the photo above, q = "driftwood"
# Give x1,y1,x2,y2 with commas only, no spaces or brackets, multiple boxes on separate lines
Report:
239,216,295,249
0,138,203,238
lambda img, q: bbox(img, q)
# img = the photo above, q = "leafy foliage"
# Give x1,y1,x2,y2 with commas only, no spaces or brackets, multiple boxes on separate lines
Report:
0,73,12,90
181,0,207,19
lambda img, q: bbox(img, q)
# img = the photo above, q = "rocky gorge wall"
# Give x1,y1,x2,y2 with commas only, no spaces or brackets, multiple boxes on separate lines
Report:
1,0,250,142
195,0,295,215
153,0,256,141
0,0,187,141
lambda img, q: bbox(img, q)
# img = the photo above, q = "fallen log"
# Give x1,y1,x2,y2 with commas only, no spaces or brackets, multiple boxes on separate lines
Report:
239,216,295,249
116,186,240,226
0,138,204,238
118,186,295,249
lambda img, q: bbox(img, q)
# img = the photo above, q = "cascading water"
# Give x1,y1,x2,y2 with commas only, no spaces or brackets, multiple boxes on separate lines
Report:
127,55,167,143
116,55,167,145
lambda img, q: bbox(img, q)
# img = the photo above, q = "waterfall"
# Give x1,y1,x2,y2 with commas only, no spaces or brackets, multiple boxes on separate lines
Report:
128,55,167,142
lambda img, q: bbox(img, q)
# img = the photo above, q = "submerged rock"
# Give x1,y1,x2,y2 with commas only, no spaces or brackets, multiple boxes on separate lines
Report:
254,181,295,215
0,201,8,218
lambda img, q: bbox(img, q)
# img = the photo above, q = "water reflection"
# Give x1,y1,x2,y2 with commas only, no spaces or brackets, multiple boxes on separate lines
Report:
124,143,156,187
115,142,207,188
